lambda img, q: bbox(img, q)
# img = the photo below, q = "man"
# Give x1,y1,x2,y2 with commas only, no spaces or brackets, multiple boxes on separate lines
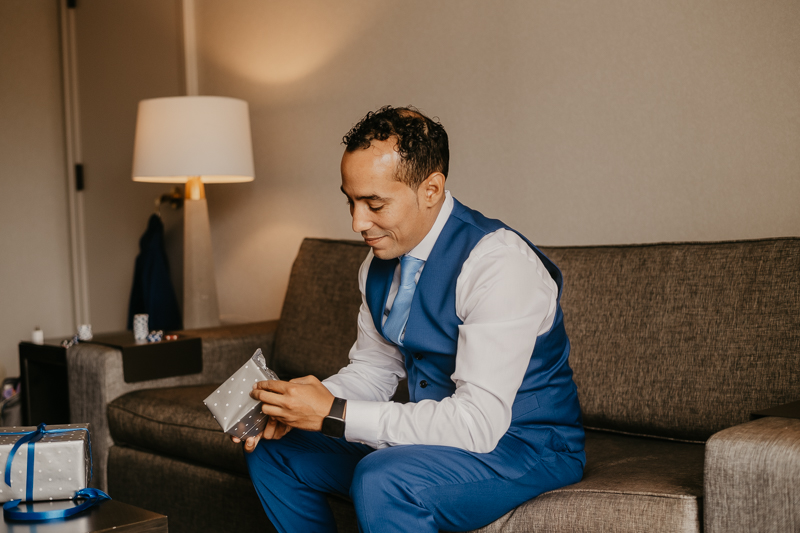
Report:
239,106,585,533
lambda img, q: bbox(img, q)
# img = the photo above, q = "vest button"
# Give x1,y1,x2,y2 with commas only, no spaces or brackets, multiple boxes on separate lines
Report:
420,380,428,388
414,353,422,360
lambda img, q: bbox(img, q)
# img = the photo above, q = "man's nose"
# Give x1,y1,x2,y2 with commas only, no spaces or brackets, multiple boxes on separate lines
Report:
351,206,372,233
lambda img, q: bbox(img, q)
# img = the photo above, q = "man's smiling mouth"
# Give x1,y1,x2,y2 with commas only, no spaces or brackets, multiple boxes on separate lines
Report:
363,235,386,245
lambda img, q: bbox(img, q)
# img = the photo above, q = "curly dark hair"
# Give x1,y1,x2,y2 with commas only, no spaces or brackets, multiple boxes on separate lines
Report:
342,105,449,189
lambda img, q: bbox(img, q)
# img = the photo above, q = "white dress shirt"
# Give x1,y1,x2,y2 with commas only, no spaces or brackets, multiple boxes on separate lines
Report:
322,191,558,454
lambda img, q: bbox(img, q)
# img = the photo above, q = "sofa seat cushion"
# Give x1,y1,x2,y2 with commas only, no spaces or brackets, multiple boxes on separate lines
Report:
108,384,249,476
471,430,704,533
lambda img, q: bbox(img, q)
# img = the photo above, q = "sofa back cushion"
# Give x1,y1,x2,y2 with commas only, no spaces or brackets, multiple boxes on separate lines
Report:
272,238,369,380
274,236,799,443
541,237,800,442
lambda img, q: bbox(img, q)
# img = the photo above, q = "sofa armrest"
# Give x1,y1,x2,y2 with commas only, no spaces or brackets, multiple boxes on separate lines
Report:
174,320,280,381
704,416,800,532
67,320,278,491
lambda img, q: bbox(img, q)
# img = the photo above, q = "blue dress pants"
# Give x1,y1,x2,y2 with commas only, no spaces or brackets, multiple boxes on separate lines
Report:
245,429,585,533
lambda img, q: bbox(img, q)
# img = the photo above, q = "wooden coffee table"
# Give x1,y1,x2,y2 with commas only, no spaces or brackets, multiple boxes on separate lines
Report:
0,499,167,532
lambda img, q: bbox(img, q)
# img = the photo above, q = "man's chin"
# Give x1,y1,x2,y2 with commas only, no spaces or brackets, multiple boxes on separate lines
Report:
367,241,401,260
372,250,397,260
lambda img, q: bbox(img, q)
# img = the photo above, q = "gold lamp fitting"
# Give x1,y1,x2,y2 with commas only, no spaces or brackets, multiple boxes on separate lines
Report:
185,176,206,200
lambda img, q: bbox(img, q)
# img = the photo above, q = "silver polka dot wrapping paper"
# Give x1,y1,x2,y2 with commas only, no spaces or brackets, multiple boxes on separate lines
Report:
203,348,279,439
0,424,90,502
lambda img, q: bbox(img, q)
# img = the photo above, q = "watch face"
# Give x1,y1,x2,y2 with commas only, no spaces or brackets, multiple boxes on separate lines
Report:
322,417,345,438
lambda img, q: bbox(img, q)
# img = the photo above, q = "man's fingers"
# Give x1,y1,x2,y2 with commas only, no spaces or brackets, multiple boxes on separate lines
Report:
254,375,320,391
259,402,293,422
252,379,292,393
251,388,289,406
243,432,261,453
262,417,279,439
252,390,306,417
268,420,292,440
276,424,293,439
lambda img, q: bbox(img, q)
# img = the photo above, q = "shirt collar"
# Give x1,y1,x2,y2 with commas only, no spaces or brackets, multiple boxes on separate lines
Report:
406,191,453,262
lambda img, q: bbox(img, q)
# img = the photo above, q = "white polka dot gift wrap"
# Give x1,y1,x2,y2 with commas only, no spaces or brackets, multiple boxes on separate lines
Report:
203,348,279,439
0,424,90,503
133,314,149,341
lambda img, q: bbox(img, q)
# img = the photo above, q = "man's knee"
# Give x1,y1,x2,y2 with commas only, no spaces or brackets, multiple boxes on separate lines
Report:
351,451,403,504
350,449,444,532
350,448,426,512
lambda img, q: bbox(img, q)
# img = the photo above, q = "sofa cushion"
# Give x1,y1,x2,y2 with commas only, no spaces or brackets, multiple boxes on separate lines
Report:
542,238,800,441
271,238,369,380
108,384,249,476
469,429,704,533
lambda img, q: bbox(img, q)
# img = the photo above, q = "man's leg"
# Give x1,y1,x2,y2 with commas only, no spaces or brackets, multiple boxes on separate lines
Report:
245,429,373,533
349,436,585,533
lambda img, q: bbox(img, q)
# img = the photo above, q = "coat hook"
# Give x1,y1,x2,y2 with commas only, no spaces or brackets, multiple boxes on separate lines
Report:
154,187,184,216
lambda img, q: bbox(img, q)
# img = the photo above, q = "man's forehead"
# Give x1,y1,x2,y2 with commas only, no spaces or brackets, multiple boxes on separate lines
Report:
342,139,399,172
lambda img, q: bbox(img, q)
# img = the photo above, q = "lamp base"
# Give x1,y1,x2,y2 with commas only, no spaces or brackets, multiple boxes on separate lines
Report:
183,180,220,329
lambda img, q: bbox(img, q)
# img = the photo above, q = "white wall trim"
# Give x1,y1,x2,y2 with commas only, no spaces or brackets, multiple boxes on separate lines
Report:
59,0,90,326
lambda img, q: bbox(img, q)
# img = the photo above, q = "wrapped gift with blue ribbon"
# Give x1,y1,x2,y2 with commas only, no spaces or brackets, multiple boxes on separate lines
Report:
0,423,110,521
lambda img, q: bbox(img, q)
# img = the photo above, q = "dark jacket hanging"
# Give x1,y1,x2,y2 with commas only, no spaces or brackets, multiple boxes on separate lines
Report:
127,214,182,331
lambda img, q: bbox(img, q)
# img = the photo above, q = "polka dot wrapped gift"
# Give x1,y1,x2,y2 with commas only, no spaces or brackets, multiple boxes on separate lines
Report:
0,424,91,503
204,348,279,439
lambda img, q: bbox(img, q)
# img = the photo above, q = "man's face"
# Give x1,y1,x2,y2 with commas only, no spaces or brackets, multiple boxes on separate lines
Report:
340,139,439,260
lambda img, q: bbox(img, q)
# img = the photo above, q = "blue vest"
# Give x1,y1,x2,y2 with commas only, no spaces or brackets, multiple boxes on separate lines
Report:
366,199,584,453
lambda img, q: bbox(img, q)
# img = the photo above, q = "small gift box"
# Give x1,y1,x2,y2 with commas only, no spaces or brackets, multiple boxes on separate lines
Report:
0,424,91,503
204,348,278,439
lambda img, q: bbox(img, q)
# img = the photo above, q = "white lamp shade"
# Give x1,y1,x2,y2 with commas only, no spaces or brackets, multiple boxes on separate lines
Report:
132,96,255,183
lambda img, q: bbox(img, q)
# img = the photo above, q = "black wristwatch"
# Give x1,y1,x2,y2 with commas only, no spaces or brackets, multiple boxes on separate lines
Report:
321,397,347,438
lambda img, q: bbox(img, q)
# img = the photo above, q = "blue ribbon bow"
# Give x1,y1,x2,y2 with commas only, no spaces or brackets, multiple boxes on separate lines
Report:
1,424,109,521
3,487,110,521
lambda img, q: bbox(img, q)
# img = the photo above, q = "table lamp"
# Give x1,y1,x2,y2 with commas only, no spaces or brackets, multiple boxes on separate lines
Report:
132,96,255,329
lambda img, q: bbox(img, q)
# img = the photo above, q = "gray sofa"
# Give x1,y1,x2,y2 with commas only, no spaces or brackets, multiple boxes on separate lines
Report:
68,237,800,532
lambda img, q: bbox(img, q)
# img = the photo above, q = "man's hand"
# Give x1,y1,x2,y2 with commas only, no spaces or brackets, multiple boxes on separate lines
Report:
232,417,292,452
252,375,335,432
230,376,335,452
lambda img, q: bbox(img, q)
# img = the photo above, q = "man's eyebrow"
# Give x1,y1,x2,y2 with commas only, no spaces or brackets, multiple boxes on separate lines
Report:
339,186,388,202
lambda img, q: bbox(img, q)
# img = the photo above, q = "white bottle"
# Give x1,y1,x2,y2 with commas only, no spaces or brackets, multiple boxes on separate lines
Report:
32,327,44,345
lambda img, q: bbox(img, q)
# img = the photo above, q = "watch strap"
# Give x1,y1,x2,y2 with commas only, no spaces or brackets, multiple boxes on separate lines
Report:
328,397,346,419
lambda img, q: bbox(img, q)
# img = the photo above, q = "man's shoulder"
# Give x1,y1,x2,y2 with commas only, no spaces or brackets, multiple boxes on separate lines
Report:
469,228,541,266
449,199,507,236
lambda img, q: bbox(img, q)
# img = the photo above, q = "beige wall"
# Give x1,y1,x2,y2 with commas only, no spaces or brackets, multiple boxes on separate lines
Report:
74,0,185,333
0,1,74,376
4,1,798,355
195,0,800,323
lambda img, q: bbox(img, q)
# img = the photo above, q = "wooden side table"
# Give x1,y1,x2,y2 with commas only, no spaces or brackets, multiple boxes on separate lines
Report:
0,499,167,532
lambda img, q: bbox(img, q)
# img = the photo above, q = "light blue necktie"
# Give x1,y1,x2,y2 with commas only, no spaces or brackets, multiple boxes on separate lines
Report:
383,255,425,346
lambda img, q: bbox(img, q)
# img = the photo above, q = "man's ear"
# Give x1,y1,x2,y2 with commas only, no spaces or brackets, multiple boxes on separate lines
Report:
419,172,445,208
